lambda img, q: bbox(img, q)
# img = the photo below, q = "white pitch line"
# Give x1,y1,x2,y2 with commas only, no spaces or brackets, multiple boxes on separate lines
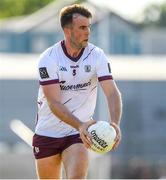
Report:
10,119,34,147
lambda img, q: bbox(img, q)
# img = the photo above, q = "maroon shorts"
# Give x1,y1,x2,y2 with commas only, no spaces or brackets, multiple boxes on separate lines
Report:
32,134,83,159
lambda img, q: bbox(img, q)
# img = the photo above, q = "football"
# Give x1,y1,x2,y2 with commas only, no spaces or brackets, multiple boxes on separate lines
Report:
88,121,116,154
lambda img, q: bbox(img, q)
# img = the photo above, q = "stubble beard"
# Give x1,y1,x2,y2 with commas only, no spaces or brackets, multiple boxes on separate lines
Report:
82,40,88,48
70,32,88,50
70,39,83,51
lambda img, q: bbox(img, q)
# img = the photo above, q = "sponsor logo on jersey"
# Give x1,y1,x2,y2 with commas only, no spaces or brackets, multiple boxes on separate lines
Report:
59,80,66,84
39,67,49,79
84,65,91,72
60,80,91,91
60,66,67,71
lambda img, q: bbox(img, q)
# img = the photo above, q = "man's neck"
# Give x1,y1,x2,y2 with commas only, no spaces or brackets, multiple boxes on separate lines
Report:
64,40,82,58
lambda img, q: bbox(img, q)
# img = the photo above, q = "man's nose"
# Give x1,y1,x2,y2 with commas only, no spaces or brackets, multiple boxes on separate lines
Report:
85,27,90,35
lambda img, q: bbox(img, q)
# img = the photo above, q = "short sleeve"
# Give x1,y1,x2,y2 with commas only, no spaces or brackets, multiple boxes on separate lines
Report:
96,49,113,82
37,52,59,86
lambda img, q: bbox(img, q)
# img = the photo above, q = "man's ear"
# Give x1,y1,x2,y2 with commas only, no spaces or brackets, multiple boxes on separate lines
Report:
63,26,71,37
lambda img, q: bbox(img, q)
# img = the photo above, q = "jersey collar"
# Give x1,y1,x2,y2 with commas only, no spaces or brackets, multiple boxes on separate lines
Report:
61,40,85,62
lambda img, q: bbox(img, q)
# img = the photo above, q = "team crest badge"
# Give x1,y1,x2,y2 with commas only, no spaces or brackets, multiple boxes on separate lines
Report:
84,65,91,72
34,147,40,153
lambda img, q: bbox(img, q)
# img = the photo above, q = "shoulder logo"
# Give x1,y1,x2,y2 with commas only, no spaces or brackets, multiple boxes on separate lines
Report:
39,67,49,79
60,66,67,71
84,65,91,72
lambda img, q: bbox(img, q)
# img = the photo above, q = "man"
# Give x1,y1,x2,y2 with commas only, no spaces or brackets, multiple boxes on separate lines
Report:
32,4,122,179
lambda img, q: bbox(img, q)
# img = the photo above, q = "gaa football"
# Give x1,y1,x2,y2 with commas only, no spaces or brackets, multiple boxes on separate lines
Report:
88,121,116,154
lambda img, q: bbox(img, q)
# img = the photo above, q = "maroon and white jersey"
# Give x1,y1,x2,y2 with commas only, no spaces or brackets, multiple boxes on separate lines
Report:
36,41,113,138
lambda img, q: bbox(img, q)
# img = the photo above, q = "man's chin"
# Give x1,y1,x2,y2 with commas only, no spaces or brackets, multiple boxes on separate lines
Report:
82,41,88,47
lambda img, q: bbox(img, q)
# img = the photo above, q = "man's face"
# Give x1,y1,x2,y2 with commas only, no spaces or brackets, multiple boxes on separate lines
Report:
69,14,91,49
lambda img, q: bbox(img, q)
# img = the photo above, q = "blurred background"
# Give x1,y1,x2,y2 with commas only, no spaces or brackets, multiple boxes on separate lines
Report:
0,0,166,179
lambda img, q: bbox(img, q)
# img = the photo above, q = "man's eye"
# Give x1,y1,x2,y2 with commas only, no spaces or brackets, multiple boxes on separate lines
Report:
80,26,90,30
80,26,86,30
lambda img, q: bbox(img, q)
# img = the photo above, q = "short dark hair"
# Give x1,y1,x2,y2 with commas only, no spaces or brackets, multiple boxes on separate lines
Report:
60,4,92,29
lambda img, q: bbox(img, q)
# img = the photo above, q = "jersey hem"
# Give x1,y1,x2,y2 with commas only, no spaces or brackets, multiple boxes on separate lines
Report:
34,131,79,139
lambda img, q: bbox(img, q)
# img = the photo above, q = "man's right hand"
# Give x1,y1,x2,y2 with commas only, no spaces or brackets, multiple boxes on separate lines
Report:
78,119,96,148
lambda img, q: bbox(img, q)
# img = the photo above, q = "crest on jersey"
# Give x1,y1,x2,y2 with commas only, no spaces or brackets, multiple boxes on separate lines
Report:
84,65,91,72
34,147,40,153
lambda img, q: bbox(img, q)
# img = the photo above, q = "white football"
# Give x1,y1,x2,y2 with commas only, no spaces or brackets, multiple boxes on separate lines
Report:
88,121,116,154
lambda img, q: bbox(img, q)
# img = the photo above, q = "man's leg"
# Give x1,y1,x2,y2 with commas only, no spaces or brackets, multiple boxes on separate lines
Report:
35,154,62,179
62,143,89,179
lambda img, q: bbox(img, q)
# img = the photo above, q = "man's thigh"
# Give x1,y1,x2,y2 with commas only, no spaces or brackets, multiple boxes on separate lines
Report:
33,133,84,178
62,143,89,179
36,154,62,179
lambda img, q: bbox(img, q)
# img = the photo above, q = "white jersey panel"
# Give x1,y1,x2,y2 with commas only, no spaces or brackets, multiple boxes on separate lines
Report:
38,48,59,84
96,49,112,79
35,41,113,138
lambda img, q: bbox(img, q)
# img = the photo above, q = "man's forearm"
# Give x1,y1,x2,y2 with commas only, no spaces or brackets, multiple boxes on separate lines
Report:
108,90,122,125
48,100,83,130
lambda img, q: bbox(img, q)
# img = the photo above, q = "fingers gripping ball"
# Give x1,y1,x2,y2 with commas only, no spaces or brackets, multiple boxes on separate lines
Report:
88,121,116,154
